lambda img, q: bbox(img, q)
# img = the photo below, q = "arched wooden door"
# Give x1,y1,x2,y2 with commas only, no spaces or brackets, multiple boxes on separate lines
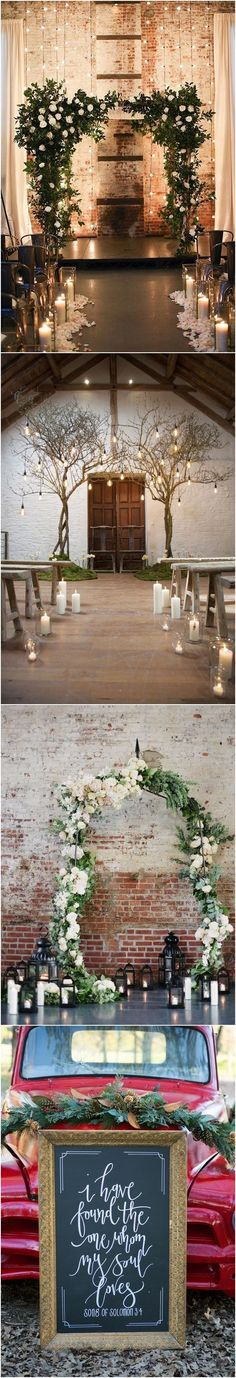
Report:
88,477,145,571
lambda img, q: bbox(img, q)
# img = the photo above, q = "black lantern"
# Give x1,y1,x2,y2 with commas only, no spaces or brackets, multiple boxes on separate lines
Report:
19,980,37,1014
124,963,135,990
60,978,76,1008
159,933,185,988
15,962,27,986
27,932,58,983
140,964,153,991
218,966,230,995
168,978,185,1009
115,968,128,996
200,974,211,1001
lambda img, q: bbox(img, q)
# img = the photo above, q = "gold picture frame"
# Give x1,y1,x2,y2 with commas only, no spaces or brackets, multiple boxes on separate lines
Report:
39,1128,187,1351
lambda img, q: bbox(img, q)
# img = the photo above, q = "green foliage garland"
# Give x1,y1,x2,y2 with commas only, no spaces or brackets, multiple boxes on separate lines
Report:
49,757,233,1002
121,82,213,248
15,79,116,250
1,1084,234,1165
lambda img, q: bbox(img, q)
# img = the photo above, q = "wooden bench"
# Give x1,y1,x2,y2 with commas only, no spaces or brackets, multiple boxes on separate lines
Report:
171,560,235,639
1,560,62,642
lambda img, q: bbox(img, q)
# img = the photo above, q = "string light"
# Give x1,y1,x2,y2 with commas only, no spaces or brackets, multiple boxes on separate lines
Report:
214,482,217,494
21,498,25,516
37,457,42,470
24,419,30,437
23,464,27,481
176,464,180,478
155,426,159,440
39,483,43,499
88,481,92,491
120,472,124,481
178,495,181,506
107,478,112,487
174,423,178,440
84,378,90,386
128,379,133,386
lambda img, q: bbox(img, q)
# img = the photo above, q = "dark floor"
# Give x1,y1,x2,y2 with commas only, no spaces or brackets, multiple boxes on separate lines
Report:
1,1281,235,1375
2,266,194,353
2,989,234,1027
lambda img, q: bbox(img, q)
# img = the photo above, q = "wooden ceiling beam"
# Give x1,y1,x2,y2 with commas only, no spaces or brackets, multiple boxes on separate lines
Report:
166,354,178,380
121,353,166,383
59,353,108,380
173,383,235,434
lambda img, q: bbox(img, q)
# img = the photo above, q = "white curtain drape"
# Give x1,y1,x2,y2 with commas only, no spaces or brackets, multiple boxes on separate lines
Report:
213,14,235,234
1,19,31,240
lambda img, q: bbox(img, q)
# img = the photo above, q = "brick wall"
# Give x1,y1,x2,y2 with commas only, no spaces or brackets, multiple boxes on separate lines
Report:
2,704,234,975
3,0,233,236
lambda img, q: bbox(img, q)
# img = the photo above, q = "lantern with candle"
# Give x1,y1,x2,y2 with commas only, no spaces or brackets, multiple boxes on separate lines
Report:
124,962,135,990
60,977,76,1007
218,965,230,996
159,933,185,987
27,932,58,984
19,981,37,1014
115,968,127,996
140,964,153,991
199,974,211,1001
168,978,185,1010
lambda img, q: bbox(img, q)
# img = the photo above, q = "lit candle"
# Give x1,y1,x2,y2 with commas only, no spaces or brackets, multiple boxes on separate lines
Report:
38,321,51,352
40,611,50,636
7,982,18,1015
189,615,200,642
186,275,195,301
171,595,181,619
58,578,67,603
162,586,170,608
219,643,233,676
210,979,218,1005
71,589,81,613
229,305,235,350
184,975,192,1001
215,320,228,352
37,981,45,1008
61,988,69,1005
54,294,66,325
65,276,74,304
212,674,224,697
153,581,163,614
56,591,66,614
198,294,209,321
174,637,183,654
28,649,37,661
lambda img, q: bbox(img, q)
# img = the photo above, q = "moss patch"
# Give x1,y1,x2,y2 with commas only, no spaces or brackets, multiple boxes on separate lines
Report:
40,562,97,581
134,562,172,582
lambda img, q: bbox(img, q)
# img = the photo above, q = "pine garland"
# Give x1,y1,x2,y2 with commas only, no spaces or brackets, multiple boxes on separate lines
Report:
2,1084,234,1165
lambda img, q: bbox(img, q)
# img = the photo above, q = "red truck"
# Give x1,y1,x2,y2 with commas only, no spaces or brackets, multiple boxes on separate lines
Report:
1,1023,234,1294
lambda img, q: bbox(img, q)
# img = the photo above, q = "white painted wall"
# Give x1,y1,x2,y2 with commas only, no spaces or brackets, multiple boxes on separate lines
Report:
2,388,234,563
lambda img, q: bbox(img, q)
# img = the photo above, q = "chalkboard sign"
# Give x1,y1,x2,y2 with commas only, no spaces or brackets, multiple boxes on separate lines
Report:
39,1130,186,1351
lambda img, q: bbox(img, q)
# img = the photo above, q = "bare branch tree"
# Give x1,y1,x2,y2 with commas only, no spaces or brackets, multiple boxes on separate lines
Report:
110,408,233,557
14,395,111,558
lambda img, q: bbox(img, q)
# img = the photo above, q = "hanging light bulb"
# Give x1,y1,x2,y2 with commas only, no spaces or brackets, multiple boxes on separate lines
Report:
187,460,191,471
88,482,92,491
23,465,27,481
37,457,42,471
39,485,43,500
113,434,117,445
24,420,30,438
176,464,180,478
178,495,181,506
120,472,125,481
107,478,112,487
138,449,142,460
103,448,106,461
188,475,191,486
21,498,25,516
214,482,217,494
71,444,76,456
174,423,178,440
141,492,145,503
155,427,159,440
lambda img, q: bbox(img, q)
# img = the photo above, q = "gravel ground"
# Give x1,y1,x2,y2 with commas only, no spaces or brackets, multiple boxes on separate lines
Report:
1,1283,234,1378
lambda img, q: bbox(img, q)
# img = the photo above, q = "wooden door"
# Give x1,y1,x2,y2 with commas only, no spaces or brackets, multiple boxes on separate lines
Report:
88,477,145,571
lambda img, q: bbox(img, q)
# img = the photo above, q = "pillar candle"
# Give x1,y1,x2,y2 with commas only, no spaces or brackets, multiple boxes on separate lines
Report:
215,320,228,352
186,275,195,301
56,591,66,614
72,590,81,613
184,975,192,1001
7,982,18,1015
59,579,67,603
210,979,218,1005
162,586,170,608
171,595,181,619
37,981,45,1008
54,295,66,325
219,644,233,677
198,294,209,321
40,611,50,636
38,321,51,352
189,615,200,642
212,675,224,697
153,582,163,614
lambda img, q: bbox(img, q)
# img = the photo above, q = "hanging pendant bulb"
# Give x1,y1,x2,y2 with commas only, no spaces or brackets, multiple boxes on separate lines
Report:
107,478,112,487
188,475,191,486
155,426,159,441
21,498,25,517
24,420,30,438
187,460,191,471
103,449,106,461
113,434,117,445
39,485,43,500
174,423,178,440
120,472,124,482
214,482,217,494
23,465,27,481
37,457,42,471
176,465,180,478
138,449,142,460
178,495,181,506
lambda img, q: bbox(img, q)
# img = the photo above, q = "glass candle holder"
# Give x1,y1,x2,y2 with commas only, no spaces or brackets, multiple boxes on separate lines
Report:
25,637,39,663
228,301,235,350
209,667,226,699
185,611,204,646
172,634,183,655
217,637,234,683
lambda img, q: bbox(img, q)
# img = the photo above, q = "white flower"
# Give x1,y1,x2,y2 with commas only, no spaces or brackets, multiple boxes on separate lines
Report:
58,937,67,952
39,162,45,167
78,106,84,113
39,119,47,128
75,953,84,968
49,102,57,111
190,854,203,872
66,115,73,124
47,133,53,140
49,116,56,126
44,204,52,212
162,115,168,122
179,105,186,111
186,116,193,123
87,103,94,112
39,145,45,150
49,182,55,189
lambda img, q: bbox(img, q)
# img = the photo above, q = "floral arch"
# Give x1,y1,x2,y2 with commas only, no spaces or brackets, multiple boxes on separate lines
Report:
49,754,233,1004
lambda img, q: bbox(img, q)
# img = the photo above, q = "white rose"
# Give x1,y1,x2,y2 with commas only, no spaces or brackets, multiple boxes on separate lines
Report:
58,937,67,952
39,145,45,150
66,115,73,124
87,103,94,112
186,116,193,122
45,205,52,212
179,105,186,111
39,162,45,167
65,911,79,924
75,953,84,968
162,115,167,122
49,102,57,111
47,133,53,140
72,871,88,895
39,119,47,128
